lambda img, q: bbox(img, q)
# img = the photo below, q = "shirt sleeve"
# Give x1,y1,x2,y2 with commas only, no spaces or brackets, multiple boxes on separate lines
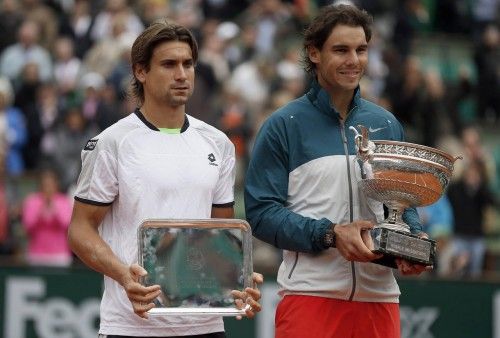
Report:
212,137,236,206
244,116,332,253
74,136,118,205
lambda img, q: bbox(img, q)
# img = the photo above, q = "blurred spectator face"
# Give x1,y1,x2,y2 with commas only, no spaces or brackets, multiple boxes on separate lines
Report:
141,0,170,23
37,82,58,106
65,108,85,131
259,0,282,14
308,24,368,93
18,20,40,47
483,25,499,47
404,56,422,90
0,77,13,110
54,37,75,62
1,0,19,12
425,70,444,99
101,84,117,103
463,162,482,189
40,169,59,199
0,92,7,111
462,126,481,149
204,34,225,53
73,0,90,17
241,24,257,46
461,125,487,162
107,0,126,13
21,62,41,84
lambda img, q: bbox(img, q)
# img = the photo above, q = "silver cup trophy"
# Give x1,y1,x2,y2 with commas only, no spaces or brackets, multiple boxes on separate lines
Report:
350,125,461,268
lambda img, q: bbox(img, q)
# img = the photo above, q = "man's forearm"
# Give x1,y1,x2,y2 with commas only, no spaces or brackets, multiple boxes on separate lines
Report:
68,224,129,286
250,205,332,253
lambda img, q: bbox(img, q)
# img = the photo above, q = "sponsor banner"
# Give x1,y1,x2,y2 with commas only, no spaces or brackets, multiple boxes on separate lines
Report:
0,266,102,338
1,266,499,338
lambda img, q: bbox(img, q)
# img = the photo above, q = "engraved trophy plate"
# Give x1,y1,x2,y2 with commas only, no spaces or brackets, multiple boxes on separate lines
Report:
371,228,436,268
351,125,460,268
138,219,253,316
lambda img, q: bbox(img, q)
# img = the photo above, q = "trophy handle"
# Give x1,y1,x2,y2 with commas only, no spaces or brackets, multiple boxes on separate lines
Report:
350,125,375,164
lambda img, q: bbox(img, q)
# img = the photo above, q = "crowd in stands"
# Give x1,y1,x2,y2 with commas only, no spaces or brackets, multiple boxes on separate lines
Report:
0,0,499,278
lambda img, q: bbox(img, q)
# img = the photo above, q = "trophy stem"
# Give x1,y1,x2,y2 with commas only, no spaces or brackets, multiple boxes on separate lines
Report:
377,207,411,233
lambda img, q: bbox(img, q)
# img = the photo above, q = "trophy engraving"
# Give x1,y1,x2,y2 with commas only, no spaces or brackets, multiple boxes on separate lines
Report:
350,125,461,268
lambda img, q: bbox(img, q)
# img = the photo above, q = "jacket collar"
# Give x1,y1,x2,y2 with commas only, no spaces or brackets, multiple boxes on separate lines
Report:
306,78,362,119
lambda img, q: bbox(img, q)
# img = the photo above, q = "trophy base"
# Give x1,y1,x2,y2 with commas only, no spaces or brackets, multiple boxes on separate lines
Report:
370,227,436,268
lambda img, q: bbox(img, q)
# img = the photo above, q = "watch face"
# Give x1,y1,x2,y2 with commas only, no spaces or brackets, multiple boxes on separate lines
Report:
324,229,336,247
324,234,331,246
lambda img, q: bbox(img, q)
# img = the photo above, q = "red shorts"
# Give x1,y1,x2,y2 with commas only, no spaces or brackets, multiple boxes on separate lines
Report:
275,295,400,338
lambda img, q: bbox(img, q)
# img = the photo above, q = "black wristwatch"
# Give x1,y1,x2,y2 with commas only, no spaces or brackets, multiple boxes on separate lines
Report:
323,225,337,248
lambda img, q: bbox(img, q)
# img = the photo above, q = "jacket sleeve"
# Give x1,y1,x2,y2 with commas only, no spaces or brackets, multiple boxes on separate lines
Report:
244,117,332,253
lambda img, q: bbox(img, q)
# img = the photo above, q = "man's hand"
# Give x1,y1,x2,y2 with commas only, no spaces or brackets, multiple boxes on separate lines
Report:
395,259,432,275
121,263,162,319
231,272,263,319
334,221,382,262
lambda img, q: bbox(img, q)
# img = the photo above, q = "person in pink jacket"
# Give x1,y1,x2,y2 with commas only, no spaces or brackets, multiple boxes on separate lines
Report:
22,167,73,266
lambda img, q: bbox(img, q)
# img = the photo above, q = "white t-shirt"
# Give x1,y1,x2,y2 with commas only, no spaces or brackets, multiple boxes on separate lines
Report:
74,110,235,336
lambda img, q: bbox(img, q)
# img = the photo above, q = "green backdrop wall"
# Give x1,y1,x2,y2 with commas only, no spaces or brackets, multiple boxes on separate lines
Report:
1,266,499,338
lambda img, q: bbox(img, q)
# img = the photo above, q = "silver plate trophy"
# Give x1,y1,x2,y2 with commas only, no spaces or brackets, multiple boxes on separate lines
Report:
350,125,461,268
138,219,253,316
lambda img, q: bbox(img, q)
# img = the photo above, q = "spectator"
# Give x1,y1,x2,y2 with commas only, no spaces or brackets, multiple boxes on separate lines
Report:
77,72,105,124
474,24,500,123
90,0,143,43
82,14,136,79
391,0,430,60
20,0,59,51
462,124,497,184
0,0,24,54
58,0,96,59
0,19,53,84
94,83,125,131
35,82,66,167
0,155,13,256
447,159,500,277
242,0,294,58
418,195,455,276
388,55,425,144
0,76,27,177
53,36,82,96
228,56,275,115
42,105,98,192
21,167,73,266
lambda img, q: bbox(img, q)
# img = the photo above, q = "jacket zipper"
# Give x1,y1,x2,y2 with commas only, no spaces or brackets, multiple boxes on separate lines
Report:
288,252,299,279
340,113,357,301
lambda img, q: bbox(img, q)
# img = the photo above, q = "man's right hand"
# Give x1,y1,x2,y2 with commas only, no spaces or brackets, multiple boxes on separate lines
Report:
121,263,162,319
333,221,382,262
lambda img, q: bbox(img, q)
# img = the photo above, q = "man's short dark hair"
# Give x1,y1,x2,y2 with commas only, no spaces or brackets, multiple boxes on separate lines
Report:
302,4,373,74
130,19,198,106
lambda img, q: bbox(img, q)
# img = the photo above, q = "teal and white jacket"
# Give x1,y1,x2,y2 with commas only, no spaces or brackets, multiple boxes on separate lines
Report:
245,80,422,303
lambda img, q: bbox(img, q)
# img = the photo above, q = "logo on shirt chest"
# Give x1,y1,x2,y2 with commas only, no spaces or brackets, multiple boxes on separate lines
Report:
208,153,218,166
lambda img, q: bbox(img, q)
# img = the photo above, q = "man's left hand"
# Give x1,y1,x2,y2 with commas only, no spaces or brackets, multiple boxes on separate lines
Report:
395,258,433,275
231,272,263,319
